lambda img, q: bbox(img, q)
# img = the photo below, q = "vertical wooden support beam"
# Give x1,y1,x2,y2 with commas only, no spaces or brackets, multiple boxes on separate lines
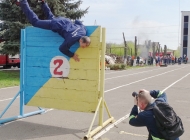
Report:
84,27,114,140
99,28,106,126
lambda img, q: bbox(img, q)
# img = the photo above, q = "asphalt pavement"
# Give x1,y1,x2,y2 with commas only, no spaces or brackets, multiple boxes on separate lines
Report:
0,64,190,140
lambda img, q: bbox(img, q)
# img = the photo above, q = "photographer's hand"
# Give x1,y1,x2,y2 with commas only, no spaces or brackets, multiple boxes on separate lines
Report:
139,89,150,94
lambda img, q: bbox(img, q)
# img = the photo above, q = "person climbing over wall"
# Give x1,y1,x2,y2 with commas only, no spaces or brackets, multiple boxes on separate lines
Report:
11,0,91,62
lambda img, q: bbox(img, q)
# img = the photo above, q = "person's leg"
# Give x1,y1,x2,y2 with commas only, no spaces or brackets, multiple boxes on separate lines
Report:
41,2,55,20
20,0,51,30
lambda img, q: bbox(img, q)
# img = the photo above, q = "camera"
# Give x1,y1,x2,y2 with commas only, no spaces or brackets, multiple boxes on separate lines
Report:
132,91,138,97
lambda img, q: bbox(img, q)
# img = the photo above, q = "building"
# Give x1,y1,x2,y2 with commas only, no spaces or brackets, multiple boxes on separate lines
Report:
181,11,190,60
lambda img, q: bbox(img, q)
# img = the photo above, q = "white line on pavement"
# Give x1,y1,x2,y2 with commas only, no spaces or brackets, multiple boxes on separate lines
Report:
0,97,19,102
1,118,25,127
0,86,19,90
0,107,53,127
93,69,190,139
45,108,54,113
0,98,17,102
105,67,167,80
105,66,186,93
119,131,148,137
162,72,190,92
105,66,156,75
93,114,130,140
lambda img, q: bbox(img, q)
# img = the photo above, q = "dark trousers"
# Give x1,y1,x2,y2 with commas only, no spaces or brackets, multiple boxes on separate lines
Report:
20,0,54,30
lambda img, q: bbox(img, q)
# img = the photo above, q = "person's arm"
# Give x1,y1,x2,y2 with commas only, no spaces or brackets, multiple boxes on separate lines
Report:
129,105,146,126
59,39,80,62
41,3,54,20
59,40,74,57
149,90,167,102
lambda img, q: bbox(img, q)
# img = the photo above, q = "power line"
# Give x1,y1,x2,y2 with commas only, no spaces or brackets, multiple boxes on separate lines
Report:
107,38,179,41
105,32,179,35
106,25,179,29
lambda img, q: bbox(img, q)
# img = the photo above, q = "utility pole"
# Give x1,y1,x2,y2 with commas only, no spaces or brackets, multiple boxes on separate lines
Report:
161,47,163,53
135,36,137,58
158,43,160,55
123,32,127,60
106,43,111,55
152,42,156,58
164,45,167,56
94,20,97,25
155,43,159,56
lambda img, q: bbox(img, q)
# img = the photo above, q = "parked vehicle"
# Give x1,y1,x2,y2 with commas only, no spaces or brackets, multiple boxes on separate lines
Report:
0,54,20,69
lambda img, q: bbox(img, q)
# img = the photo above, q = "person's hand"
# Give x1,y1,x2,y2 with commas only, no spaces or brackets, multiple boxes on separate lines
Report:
72,53,80,62
139,89,145,93
139,89,149,94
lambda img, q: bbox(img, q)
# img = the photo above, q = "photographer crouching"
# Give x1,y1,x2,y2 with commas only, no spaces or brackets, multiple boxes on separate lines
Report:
129,89,182,140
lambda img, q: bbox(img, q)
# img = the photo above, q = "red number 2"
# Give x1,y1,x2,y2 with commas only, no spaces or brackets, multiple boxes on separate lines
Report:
53,59,63,75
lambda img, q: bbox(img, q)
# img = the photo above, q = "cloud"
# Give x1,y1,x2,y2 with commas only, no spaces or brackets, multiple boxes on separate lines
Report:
126,19,179,48
80,0,180,49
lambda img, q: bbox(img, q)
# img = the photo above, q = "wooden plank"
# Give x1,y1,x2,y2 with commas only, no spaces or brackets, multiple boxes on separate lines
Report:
68,69,99,80
23,26,102,113
26,67,99,80
25,26,100,37
26,36,64,42
26,47,100,58
70,47,100,58
25,87,99,102
26,57,99,69
87,26,101,37
26,40,101,48
27,97,97,113
26,78,98,91
26,36,100,44
69,59,99,69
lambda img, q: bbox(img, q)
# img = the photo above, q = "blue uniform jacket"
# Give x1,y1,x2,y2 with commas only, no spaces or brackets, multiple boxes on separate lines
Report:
20,0,87,58
129,90,179,140
51,18,87,57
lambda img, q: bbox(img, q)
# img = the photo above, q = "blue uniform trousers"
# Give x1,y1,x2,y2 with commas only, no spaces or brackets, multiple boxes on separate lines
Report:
20,0,54,30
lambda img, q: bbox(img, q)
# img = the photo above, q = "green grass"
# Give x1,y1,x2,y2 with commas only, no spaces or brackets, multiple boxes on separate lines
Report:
0,70,20,88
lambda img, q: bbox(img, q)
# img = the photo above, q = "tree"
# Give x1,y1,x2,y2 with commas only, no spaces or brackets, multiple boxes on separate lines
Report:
174,47,180,57
0,0,89,55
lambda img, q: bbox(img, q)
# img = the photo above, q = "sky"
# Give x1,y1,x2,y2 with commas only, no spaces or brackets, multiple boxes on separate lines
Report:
80,0,190,50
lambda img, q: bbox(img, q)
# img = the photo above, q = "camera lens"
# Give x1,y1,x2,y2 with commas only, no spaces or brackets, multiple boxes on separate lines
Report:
132,91,138,97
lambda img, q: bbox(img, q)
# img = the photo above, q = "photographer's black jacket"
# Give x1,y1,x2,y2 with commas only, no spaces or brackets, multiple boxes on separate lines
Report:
129,90,179,140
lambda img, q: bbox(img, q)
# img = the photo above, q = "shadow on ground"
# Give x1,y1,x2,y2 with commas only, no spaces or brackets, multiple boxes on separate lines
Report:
0,121,83,140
